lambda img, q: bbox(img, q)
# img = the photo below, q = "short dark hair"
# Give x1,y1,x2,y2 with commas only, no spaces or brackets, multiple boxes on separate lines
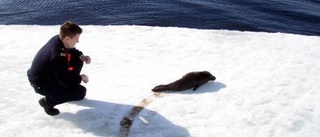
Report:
59,21,82,39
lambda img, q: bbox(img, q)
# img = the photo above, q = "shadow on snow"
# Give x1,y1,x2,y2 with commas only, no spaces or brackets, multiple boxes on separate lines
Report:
56,99,190,137
55,81,225,136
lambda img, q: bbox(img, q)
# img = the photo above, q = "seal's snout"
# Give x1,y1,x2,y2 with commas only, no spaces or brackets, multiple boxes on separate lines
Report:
203,71,216,81
210,75,216,81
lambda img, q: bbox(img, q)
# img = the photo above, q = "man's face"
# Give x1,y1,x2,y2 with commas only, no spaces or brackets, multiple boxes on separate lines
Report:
65,34,80,49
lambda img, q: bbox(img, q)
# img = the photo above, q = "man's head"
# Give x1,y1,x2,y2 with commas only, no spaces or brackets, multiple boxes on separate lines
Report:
59,21,82,49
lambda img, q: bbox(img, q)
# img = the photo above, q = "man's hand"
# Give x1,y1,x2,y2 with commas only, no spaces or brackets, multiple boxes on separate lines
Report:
80,74,89,83
80,55,91,64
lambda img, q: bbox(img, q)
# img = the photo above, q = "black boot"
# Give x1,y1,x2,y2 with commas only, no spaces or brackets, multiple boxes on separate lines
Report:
38,98,60,116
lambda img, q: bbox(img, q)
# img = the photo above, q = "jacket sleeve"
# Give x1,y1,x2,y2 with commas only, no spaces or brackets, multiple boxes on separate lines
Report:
49,50,82,87
72,48,83,58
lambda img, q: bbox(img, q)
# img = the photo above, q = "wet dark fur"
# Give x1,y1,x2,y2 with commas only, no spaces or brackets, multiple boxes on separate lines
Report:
152,71,216,92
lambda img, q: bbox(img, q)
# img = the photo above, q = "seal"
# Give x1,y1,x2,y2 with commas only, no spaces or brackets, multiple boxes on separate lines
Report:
152,71,216,92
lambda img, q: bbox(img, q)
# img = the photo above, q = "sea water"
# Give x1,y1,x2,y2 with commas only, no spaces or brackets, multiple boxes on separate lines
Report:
0,0,319,36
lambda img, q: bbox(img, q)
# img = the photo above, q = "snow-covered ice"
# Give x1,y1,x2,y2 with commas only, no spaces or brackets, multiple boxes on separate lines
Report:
0,25,319,137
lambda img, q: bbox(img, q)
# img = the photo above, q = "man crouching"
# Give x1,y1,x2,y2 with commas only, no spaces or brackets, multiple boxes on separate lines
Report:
27,22,91,116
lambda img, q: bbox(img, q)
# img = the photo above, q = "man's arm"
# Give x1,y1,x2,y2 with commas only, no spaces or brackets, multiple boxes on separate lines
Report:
50,55,82,87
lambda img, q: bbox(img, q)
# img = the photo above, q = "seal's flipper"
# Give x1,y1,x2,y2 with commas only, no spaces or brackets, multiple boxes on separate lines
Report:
193,85,200,91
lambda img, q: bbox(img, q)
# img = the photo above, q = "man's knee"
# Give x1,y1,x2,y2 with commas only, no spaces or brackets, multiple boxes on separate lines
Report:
74,85,86,100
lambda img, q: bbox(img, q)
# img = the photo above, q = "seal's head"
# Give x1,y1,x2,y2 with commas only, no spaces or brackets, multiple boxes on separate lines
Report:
202,71,216,81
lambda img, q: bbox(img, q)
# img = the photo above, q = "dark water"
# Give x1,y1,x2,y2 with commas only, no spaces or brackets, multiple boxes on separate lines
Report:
1,0,320,36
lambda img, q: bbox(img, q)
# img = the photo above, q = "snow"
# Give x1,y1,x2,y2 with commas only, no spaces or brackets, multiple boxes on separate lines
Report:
0,25,320,137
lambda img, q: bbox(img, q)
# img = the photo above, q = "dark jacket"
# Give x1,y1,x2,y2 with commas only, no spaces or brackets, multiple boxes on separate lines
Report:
27,35,83,88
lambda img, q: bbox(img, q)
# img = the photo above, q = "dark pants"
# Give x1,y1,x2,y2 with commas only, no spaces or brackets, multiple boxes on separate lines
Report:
32,84,86,106
30,58,86,107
